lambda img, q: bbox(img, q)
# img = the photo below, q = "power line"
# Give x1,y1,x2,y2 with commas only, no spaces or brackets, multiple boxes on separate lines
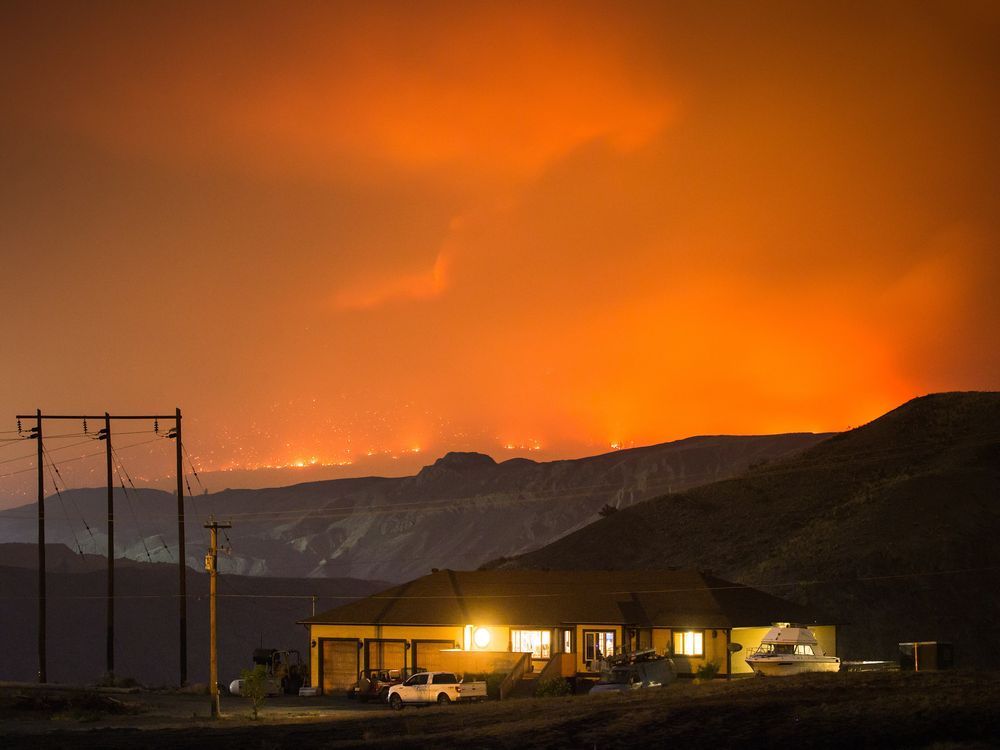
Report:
42,449,85,557
0,436,164,480
111,446,154,563
0,437,97,467
182,442,206,492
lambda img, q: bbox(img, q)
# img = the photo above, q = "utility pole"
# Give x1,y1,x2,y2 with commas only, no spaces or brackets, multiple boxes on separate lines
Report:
97,413,114,677
15,409,188,687
204,517,231,719
29,409,45,683
168,408,187,685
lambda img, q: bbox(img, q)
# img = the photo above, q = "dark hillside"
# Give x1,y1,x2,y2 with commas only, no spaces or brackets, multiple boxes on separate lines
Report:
0,544,386,686
505,392,1000,667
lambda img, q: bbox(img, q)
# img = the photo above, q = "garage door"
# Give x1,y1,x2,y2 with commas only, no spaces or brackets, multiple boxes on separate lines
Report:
366,639,406,671
412,641,453,673
322,640,359,694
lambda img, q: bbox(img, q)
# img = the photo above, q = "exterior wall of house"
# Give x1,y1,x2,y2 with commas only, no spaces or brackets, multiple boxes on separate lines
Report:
308,623,528,689
729,624,838,675
309,623,464,687
466,625,511,653
652,627,672,658
308,620,838,687
659,627,733,676
434,649,525,675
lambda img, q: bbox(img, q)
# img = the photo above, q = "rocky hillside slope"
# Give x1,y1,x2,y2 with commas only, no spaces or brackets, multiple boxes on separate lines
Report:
0,433,828,582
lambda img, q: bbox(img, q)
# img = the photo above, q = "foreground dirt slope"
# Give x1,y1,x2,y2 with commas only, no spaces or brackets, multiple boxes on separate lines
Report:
2,672,998,749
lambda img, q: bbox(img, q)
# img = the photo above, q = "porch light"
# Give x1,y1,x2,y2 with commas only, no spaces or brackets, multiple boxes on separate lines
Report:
473,627,491,649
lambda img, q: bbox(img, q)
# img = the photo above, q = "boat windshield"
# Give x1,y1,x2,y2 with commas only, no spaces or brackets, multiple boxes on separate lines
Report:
756,644,794,655
755,643,815,656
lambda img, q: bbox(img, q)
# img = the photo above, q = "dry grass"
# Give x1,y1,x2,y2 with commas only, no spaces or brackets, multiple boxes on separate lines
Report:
2,671,999,749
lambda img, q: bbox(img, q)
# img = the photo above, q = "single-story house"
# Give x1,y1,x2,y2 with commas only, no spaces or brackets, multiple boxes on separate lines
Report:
300,568,835,693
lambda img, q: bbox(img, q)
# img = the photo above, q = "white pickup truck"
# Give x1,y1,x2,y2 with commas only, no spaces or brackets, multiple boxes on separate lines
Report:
386,671,487,709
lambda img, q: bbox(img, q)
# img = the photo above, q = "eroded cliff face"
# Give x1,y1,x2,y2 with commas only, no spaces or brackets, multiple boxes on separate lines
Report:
0,433,828,582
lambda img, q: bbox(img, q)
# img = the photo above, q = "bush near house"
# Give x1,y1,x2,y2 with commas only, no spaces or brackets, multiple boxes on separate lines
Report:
240,665,268,719
535,677,572,697
696,661,721,680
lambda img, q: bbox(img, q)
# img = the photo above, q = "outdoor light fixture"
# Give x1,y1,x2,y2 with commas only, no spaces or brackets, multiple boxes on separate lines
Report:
473,627,491,649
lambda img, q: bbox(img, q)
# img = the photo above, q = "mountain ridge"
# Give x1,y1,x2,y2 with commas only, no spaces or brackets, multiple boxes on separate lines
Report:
0,431,831,582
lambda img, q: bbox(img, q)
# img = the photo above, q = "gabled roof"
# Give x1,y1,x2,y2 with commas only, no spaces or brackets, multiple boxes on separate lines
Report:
300,569,818,629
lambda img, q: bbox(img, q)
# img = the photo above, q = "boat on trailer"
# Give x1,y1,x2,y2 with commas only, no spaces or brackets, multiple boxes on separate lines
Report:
745,624,840,676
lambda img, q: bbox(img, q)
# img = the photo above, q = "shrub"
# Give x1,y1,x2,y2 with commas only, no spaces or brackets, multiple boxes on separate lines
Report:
535,677,572,697
695,661,721,681
240,664,269,719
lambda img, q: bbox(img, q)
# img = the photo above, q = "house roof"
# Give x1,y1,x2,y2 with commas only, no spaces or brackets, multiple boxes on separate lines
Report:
300,569,818,629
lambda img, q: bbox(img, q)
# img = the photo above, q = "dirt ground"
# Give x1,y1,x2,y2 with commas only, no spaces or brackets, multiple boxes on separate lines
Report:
2,671,999,749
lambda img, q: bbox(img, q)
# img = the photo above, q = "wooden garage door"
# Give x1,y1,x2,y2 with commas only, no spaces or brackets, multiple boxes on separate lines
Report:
366,639,406,671
412,641,453,673
322,640,358,694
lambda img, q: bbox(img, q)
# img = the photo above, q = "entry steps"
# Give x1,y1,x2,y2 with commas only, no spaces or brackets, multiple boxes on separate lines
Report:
507,669,541,698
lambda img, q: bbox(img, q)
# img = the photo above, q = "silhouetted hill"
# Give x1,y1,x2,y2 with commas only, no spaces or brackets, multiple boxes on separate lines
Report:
0,543,386,685
503,392,1000,667
0,433,829,582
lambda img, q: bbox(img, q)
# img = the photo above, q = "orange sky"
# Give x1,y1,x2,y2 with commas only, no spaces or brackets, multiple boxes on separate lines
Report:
1,1,998,497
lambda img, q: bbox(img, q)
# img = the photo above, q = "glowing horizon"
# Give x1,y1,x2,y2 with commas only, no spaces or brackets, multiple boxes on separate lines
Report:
1,2,997,502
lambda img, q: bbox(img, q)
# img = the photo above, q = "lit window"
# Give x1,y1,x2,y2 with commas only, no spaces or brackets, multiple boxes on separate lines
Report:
584,631,616,662
563,630,572,654
673,631,704,656
511,630,551,659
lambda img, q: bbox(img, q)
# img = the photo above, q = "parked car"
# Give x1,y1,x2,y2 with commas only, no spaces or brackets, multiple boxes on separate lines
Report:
589,657,676,694
349,668,417,703
387,671,487,709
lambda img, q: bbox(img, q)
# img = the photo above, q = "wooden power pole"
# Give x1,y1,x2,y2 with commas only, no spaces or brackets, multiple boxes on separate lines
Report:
30,410,45,683
168,408,187,685
204,517,231,718
97,413,114,677
16,409,188,687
